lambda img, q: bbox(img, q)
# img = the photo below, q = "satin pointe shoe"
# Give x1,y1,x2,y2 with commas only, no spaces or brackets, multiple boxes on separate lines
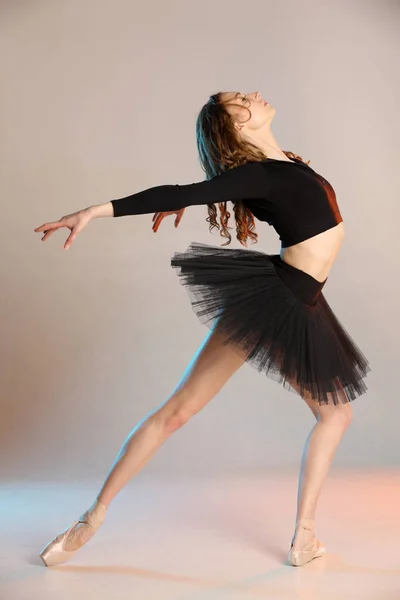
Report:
39,498,108,567
287,517,326,567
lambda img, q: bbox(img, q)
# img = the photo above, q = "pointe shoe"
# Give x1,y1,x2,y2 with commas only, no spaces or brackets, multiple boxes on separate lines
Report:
287,517,326,567
39,499,107,567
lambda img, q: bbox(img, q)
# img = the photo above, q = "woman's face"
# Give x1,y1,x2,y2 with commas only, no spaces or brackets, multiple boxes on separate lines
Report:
221,90,276,133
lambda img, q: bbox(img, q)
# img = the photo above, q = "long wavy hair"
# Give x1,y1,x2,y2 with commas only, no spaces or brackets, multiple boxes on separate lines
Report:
196,92,310,246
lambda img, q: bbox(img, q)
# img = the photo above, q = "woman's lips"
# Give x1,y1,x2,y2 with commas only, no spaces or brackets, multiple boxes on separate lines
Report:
264,101,268,106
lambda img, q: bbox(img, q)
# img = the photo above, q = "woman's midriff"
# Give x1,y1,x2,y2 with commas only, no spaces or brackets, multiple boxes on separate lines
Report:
280,222,345,283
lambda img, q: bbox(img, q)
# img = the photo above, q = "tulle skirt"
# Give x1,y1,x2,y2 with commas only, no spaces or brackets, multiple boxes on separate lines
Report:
170,242,371,406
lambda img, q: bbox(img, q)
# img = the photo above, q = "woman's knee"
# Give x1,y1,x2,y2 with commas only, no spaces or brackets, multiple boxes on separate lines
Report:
297,378,353,428
318,401,353,429
156,388,209,433
155,329,245,433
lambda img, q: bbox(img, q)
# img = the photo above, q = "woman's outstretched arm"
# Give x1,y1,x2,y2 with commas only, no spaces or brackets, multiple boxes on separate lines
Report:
92,160,269,219
34,161,270,250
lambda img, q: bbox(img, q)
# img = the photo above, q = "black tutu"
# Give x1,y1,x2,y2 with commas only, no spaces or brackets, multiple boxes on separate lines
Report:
171,242,371,406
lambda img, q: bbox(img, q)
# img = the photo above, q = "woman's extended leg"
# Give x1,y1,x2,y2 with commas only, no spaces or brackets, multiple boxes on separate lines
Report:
96,325,246,507
289,383,353,560
40,323,247,564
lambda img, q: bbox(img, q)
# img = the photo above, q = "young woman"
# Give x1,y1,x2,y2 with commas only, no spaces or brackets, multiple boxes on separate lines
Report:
34,90,370,567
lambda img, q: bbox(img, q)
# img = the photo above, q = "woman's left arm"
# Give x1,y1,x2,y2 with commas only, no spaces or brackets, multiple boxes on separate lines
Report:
151,208,186,232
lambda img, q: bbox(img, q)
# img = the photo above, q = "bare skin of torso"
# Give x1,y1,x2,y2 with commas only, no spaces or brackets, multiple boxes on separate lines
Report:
280,222,345,283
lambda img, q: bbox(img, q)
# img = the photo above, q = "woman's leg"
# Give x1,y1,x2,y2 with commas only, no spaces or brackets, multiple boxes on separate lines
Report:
61,324,247,552
291,385,353,551
96,325,246,507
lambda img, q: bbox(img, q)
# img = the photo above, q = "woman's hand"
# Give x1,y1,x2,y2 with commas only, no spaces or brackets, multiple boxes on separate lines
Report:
152,208,185,233
34,207,93,250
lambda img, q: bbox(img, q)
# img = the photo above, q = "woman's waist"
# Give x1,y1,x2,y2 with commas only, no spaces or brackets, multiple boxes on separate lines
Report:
280,224,345,283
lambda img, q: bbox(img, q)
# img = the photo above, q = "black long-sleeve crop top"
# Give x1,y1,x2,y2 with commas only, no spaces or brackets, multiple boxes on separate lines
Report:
110,157,343,248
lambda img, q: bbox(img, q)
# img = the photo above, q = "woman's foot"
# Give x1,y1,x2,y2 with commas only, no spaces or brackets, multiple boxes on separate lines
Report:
39,498,108,567
287,517,326,567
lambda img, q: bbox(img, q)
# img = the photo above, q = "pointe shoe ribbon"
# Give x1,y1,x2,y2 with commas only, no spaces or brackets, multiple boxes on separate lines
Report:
39,499,107,567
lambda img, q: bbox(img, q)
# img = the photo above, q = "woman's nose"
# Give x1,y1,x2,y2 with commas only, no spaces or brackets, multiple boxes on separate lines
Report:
254,92,261,101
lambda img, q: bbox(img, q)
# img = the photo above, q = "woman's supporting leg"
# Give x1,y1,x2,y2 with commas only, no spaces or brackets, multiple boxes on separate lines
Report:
291,387,353,552
44,324,247,559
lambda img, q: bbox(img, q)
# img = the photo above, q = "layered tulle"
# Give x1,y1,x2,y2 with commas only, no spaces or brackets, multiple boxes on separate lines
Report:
171,242,371,406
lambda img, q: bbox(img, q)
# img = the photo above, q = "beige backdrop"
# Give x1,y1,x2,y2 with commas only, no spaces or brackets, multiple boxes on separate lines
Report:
1,0,398,481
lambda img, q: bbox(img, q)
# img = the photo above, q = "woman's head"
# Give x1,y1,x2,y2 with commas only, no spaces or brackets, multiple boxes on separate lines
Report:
221,90,276,139
196,90,275,177
196,90,304,246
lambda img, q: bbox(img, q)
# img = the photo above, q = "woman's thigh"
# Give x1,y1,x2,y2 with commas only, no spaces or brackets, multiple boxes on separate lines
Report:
157,323,248,424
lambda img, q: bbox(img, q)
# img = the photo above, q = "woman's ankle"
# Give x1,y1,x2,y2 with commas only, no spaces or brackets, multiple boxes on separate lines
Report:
95,494,111,510
296,516,315,524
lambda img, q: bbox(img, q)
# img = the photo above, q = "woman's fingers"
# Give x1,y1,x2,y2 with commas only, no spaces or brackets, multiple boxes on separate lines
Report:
63,219,90,249
152,209,185,232
34,220,66,242
174,211,184,227
152,213,164,232
34,212,89,248
34,220,64,233
64,230,77,250
40,229,58,242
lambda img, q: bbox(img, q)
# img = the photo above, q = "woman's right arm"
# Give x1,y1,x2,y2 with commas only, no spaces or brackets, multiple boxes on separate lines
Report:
34,161,270,249
89,202,114,218
96,160,269,217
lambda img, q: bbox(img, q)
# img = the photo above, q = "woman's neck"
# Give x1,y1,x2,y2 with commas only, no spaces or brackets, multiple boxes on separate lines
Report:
246,127,289,161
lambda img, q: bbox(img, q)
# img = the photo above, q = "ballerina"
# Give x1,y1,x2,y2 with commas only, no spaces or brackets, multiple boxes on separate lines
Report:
34,90,370,567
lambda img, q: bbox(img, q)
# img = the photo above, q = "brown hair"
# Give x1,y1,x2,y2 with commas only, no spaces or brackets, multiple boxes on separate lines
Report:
196,92,310,246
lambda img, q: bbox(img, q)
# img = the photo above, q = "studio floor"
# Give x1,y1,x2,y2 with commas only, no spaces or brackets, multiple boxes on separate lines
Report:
1,470,399,600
